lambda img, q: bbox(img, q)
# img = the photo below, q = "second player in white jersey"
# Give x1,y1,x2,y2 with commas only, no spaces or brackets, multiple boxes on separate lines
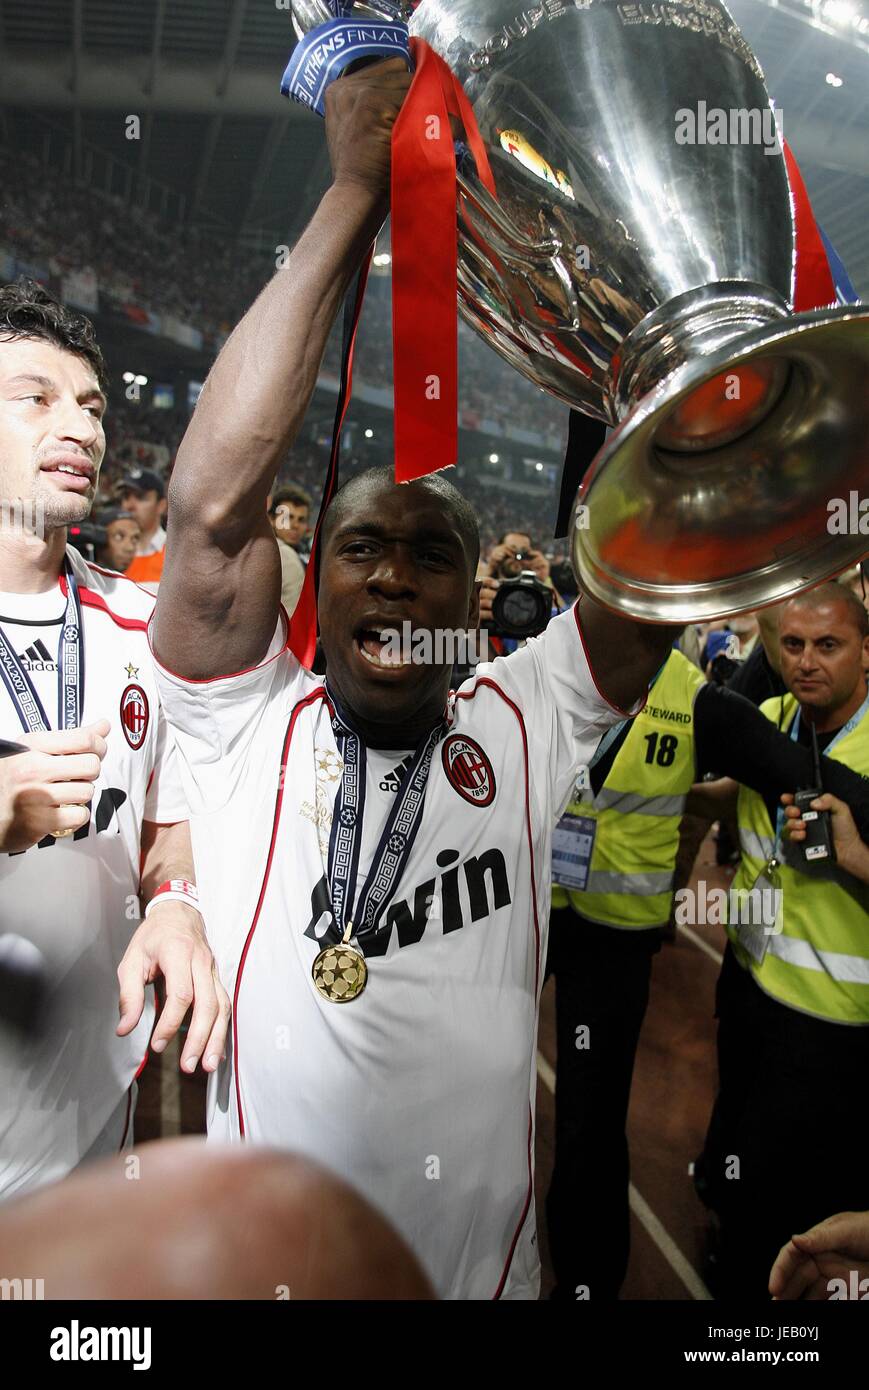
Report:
0,294,229,1205
0,548,187,1196
155,605,638,1297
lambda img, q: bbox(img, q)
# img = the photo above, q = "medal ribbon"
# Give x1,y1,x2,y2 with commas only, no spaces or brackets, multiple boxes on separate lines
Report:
325,690,444,944
0,557,84,734
287,250,373,669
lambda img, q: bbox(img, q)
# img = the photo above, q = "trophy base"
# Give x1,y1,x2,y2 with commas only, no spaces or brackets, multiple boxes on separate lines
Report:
573,303,869,622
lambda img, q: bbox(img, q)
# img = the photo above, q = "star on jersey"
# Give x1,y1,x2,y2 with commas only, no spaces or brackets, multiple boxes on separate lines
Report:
315,749,342,781
125,663,139,679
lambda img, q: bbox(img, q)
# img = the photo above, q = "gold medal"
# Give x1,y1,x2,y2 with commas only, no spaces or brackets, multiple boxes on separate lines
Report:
312,922,368,1003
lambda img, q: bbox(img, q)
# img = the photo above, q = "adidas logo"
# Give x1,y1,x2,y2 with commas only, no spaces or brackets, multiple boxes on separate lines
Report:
18,640,56,673
380,755,415,793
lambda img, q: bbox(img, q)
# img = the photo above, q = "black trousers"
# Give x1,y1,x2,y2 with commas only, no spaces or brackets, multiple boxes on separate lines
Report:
701,944,869,1300
545,906,662,1301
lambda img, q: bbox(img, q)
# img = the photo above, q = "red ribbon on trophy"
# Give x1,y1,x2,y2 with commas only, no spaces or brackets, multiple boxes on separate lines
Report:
390,36,495,484
784,141,837,312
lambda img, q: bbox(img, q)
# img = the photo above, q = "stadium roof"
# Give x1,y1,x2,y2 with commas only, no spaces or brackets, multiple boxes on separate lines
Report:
2,0,868,292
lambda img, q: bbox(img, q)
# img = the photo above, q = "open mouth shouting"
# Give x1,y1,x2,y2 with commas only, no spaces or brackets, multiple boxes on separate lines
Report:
355,625,413,672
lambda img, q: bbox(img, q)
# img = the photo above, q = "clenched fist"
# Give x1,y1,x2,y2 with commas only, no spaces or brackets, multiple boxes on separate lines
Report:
325,57,414,199
0,720,109,853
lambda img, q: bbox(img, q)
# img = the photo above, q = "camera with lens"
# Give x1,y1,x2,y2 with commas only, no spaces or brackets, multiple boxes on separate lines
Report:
66,521,105,564
491,568,553,640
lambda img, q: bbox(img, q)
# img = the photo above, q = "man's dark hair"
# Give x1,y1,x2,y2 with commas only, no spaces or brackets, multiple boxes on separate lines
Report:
498,529,533,549
319,464,480,585
786,582,869,640
0,278,108,393
550,559,578,600
271,483,312,514
95,507,137,529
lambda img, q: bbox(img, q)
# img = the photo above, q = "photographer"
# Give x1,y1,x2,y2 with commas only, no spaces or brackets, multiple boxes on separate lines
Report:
478,531,563,657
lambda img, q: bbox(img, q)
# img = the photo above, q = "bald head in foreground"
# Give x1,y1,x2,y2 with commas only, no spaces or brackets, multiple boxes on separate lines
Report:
0,1139,435,1300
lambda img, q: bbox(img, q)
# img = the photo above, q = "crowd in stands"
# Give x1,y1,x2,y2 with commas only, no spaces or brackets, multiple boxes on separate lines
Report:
1,138,597,559
0,147,266,342
94,403,564,559
0,145,566,449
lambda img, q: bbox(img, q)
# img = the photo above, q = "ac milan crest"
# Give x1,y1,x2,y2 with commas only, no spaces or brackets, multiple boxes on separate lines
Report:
120,683,149,750
442,734,495,807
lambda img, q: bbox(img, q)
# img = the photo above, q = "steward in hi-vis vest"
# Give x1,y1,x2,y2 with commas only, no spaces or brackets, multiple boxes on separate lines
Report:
697,582,869,1302
546,623,869,1303
729,691,869,1025
552,649,704,931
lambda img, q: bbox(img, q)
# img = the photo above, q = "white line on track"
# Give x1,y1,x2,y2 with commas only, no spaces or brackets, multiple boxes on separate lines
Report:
536,1049,556,1096
627,1185,713,1301
676,924,724,966
535,1050,713,1301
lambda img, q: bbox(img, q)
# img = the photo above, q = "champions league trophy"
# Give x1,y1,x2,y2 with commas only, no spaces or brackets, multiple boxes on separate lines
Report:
289,0,869,620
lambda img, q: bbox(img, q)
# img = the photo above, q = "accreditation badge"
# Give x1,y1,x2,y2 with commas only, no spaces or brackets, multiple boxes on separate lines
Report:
552,812,597,892
736,860,783,965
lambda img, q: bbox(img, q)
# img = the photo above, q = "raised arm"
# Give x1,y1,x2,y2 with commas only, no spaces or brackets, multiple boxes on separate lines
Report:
152,60,412,680
693,683,869,841
577,592,684,712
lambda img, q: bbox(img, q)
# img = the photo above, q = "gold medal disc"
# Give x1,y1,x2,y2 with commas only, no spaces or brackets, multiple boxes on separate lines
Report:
312,939,368,1003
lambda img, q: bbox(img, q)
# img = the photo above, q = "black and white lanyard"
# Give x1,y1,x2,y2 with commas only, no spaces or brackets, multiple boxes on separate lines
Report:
325,688,444,945
0,558,84,734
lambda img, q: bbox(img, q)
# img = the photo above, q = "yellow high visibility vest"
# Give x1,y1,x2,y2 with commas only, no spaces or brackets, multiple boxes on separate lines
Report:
730,692,869,1025
552,649,705,929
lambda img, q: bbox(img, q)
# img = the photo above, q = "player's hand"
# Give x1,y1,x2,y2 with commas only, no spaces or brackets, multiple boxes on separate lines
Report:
478,575,499,628
781,791,867,880
325,57,414,199
769,1211,869,1300
117,901,231,1074
0,719,110,853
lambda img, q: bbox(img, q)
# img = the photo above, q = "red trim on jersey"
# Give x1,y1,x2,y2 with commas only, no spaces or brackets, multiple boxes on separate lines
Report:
573,599,648,719
59,576,150,631
85,560,160,603
232,686,328,1139
452,676,540,1299
453,678,540,986
148,607,291,686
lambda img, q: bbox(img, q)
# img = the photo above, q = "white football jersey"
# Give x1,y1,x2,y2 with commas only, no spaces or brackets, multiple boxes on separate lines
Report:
0,547,188,1198
154,603,637,1299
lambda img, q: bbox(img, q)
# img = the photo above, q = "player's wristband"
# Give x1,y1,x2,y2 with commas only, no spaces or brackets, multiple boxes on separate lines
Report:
144,879,201,918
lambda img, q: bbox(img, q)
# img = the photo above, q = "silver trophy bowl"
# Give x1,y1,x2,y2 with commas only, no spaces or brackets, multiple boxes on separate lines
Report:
293,0,869,618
